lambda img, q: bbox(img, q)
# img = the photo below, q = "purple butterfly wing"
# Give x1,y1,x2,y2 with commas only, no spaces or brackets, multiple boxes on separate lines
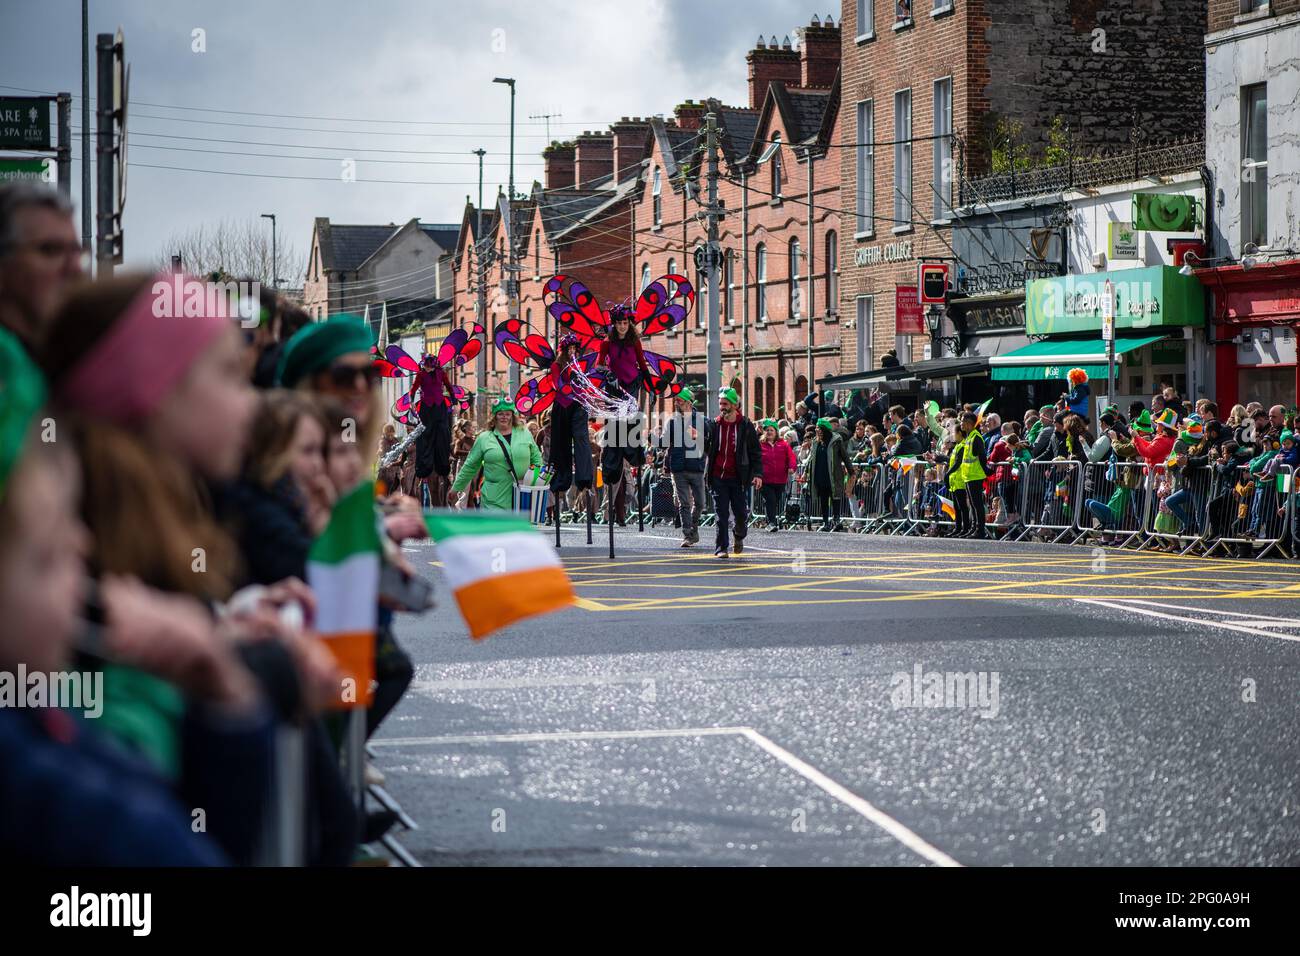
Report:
635,274,695,338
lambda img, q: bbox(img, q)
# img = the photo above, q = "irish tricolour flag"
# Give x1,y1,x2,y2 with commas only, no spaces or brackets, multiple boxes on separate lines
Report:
307,481,381,708
425,509,575,640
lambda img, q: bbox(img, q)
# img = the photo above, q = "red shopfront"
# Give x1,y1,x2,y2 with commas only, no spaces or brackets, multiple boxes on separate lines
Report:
1204,260,1300,409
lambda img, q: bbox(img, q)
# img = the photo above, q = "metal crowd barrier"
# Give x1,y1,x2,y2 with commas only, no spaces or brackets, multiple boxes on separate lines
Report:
1012,459,1083,544
1071,459,1151,549
1205,463,1293,559
1135,458,1215,554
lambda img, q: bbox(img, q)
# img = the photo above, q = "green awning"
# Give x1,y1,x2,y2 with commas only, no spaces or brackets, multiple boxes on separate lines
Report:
988,334,1169,382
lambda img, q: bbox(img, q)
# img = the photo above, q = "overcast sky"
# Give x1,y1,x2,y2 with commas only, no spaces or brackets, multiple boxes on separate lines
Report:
1,0,823,279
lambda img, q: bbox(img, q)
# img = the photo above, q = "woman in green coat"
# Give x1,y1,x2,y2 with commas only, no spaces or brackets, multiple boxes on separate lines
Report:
448,397,543,510
810,418,849,530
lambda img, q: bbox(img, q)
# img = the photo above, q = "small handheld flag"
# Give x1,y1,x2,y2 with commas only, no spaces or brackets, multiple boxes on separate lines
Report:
425,509,576,640
937,495,957,520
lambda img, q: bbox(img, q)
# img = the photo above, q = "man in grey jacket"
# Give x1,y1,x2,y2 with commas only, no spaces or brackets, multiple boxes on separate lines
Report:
660,387,711,547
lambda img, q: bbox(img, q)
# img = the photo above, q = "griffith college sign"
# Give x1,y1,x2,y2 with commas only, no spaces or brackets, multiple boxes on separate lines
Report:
854,238,913,267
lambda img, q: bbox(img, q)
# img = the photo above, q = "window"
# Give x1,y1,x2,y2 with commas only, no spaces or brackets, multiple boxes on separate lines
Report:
894,89,912,227
932,78,953,221
754,377,764,416
1242,83,1268,249
896,0,913,24
724,249,735,325
640,262,651,292
856,100,874,235
825,231,838,314
666,256,676,280
856,0,874,37
795,375,808,401
765,377,776,417
534,230,540,275
856,295,874,372
652,167,662,227
770,135,783,199
755,243,767,323
789,239,802,320
1240,0,1269,12
933,0,953,10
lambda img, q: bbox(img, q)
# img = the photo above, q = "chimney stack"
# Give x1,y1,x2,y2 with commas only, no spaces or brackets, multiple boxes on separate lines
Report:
543,142,575,190
610,116,652,181
798,16,841,90
674,99,706,131
574,131,614,186
747,36,801,109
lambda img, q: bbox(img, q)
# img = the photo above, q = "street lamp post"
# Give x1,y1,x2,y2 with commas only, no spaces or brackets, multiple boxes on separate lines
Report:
260,213,277,288
493,77,519,395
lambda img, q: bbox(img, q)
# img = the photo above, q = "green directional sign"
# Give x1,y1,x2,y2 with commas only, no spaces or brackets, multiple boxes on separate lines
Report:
0,158,50,183
0,98,51,149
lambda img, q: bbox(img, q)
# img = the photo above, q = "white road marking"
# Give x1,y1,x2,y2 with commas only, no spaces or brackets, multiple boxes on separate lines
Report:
1121,600,1300,626
373,725,960,867
1074,598,1300,642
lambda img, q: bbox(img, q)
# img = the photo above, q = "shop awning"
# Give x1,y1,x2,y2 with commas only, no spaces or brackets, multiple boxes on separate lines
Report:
988,334,1169,381
818,367,900,389
900,356,991,380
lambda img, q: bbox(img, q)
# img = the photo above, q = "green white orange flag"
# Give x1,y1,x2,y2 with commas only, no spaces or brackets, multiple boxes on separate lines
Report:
937,494,957,520
975,398,994,426
425,509,575,640
307,481,381,709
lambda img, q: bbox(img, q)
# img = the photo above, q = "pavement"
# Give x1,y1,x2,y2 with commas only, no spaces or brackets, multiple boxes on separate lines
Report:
373,523,1300,866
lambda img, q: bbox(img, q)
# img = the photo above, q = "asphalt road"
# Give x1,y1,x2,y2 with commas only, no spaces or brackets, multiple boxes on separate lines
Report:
372,524,1300,867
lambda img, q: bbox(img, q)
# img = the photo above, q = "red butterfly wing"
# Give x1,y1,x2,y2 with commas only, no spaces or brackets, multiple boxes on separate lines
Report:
636,274,695,338
640,349,679,394
515,373,556,417
544,274,609,341
385,344,421,374
493,318,554,368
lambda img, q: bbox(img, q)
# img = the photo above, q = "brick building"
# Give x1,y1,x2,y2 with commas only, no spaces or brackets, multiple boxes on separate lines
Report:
630,19,843,419
837,0,1209,384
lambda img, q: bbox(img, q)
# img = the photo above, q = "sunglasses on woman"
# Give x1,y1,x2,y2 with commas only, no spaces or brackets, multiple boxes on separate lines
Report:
326,362,381,389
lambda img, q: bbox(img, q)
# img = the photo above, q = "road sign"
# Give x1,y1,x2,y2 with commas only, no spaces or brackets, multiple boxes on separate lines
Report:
0,158,51,183
0,97,50,149
1100,279,1115,341
918,262,949,305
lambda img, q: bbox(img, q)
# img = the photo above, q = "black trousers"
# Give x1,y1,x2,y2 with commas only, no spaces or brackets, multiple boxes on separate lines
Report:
711,476,748,549
600,380,643,485
762,483,785,527
549,400,593,493
814,484,840,524
953,486,971,534
965,481,986,536
415,401,451,480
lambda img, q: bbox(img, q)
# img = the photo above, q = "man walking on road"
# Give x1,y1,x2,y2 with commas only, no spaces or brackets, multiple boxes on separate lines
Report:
661,387,710,548
706,386,763,558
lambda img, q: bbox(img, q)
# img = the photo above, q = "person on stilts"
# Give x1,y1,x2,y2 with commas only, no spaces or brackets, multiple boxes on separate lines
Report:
547,333,595,522
408,353,453,507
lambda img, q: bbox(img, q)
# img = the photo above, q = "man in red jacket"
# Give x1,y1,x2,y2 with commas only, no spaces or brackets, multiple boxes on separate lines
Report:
705,386,763,558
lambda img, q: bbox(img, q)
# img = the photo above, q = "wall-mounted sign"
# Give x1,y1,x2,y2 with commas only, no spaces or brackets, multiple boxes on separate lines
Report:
854,238,914,267
0,158,50,183
958,301,1025,332
1025,266,1205,335
919,262,949,304
0,98,50,149
1108,221,1140,260
955,260,1060,296
895,285,925,334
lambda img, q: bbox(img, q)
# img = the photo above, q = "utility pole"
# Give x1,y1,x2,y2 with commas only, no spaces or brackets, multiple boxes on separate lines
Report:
493,77,518,396
94,32,114,276
473,150,488,419
741,166,749,409
704,112,722,419
805,145,816,391
261,213,277,288
81,0,91,271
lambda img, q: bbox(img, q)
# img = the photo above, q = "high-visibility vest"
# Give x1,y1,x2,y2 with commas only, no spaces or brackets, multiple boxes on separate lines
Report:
958,430,987,484
947,442,965,492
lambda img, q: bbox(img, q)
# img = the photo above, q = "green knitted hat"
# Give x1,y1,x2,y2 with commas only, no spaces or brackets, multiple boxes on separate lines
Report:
816,417,832,430
0,329,45,503
675,386,694,404
276,313,377,387
719,386,739,406
1132,409,1154,433
760,418,777,430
